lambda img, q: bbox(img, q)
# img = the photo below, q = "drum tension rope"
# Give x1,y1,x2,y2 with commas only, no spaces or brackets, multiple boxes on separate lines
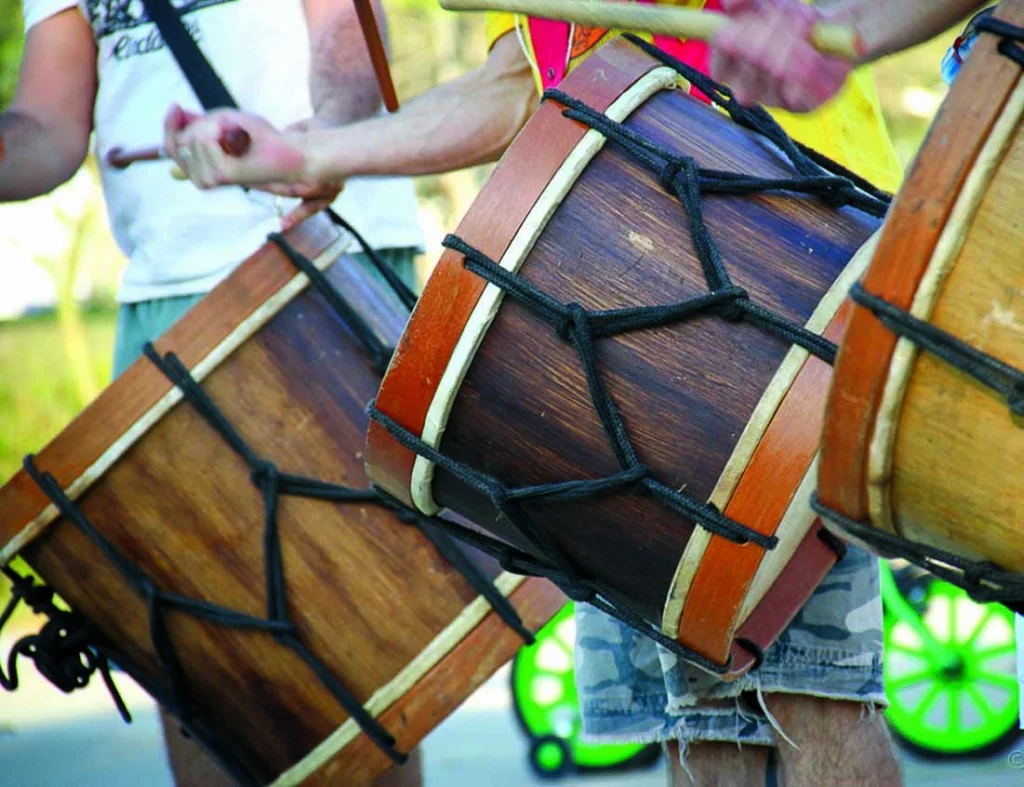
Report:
9,211,532,776
0,564,129,721
370,34,890,675
815,16,1024,610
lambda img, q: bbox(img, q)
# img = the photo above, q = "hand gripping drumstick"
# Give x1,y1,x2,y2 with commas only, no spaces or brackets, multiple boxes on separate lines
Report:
439,0,866,60
105,127,253,179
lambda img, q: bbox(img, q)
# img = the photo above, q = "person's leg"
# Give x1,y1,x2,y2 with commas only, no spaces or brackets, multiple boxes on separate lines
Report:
112,293,206,378
161,708,424,787
159,709,238,787
348,245,421,295
665,739,769,786
578,545,899,786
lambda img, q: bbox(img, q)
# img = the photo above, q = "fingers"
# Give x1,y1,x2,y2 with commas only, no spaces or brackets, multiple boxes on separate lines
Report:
710,0,852,112
280,197,333,232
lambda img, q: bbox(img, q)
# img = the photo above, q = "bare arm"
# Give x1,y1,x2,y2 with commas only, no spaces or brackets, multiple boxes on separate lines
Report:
301,0,388,125
166,34,538,188
302,34,537,179
712,0,991,111
830,0,992,61
0,10,97,201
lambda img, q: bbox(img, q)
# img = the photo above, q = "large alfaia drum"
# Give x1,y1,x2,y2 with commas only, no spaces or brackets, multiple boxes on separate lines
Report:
816,1,1024,604
0,212,563,785
366,36,889,680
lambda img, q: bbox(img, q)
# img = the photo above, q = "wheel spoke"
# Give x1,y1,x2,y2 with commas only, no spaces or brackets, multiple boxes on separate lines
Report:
971,642,1016,660
963,683,1001,728
973,671,1019,690
963,608,996,649
886,669,937,692
946,687,960,736
911,682,945,722
947,592,958,645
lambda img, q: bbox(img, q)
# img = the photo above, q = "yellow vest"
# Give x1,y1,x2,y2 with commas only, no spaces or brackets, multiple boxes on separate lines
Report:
486,5,902,193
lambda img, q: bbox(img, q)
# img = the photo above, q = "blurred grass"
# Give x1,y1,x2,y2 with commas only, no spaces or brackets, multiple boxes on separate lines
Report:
0,308,115,484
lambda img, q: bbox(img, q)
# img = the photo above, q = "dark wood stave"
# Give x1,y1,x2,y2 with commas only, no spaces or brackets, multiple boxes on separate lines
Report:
12,245,535,783
431,85,879,624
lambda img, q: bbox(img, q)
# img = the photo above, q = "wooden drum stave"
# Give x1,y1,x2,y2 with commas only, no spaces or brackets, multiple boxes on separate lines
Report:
0,212,564,785
366,37,886,680
817,0,1024,603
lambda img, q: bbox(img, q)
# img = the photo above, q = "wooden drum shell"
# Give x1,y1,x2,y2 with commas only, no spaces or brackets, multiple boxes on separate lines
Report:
0,215,564,785
819,0,1024,569
367,39,881,675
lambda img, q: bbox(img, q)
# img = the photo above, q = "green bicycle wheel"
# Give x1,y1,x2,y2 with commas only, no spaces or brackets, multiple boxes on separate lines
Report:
883,564,1021,758
511,603,660,777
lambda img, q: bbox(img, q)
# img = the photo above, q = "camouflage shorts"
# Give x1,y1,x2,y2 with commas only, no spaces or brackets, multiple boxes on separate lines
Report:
575,545,884,747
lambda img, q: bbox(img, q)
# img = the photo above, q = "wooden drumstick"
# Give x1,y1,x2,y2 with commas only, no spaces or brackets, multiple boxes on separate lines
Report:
353,0,400,112
106,145,167,169
107,127,252,179
439,0,865,59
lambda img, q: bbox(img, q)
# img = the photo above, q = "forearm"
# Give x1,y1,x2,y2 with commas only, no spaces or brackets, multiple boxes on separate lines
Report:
305,0,387,125
0,110,88,201
826,0,992,61
301,54,537,180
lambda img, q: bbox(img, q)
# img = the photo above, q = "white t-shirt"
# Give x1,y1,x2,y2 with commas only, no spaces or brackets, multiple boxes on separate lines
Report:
24,0,424,303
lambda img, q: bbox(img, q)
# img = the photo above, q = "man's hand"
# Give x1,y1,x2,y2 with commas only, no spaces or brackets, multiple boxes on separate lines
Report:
164,106,344,230
164,103,307,187
271,117,345,231
711,0,853,111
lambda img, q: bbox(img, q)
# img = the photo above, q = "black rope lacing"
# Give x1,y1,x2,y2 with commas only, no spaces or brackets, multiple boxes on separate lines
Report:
850,283,1024,418
266,208,417,375
808,17,1024,610
811,496,1024,614
0,565,130,721
5,211,532,775
836,15,1024,421
977,14,1024,67
368,36,885,672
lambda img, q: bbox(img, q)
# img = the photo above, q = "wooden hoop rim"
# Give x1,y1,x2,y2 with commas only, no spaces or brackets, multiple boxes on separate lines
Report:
818,0,1024,524
0,215,346,563
366,39,665,507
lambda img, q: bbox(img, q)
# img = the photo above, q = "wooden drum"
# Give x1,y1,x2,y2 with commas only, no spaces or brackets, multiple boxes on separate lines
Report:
366,37,887,680
0,213,563,786
817,1,1024,600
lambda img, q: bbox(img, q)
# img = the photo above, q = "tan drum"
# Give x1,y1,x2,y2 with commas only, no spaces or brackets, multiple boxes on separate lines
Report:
817,1,1024,605
0,212,564,785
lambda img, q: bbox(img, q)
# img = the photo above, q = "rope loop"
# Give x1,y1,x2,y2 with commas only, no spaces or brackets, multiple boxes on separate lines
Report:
249,460,279,489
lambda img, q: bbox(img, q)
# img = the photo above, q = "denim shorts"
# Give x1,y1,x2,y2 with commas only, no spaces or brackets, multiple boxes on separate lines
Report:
575,544,885,747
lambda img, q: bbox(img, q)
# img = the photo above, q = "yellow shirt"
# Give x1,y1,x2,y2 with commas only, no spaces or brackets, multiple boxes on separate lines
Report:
486,5,902,193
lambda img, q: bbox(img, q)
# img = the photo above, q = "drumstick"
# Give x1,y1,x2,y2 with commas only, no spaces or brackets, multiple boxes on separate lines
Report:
439,0,865,59
353,0,401,112
106,128,252,179
106,145,166,169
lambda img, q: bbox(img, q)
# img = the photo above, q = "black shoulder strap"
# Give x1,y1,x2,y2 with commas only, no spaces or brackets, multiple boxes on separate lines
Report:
138,0,239,110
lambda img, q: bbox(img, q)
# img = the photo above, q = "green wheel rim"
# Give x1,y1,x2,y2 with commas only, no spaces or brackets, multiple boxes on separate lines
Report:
883,566,1019,755
512,603,649,769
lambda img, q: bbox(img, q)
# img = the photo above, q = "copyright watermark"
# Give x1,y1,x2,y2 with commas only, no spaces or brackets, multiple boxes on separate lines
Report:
1009,750,1024,770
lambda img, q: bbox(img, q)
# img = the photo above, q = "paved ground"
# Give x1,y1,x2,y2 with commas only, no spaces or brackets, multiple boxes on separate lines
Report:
3,641,1024,787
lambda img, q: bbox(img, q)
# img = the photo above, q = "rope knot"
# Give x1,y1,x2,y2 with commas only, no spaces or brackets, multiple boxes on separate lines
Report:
624,463,649,486
1008,382,1024,418
716,287,749,322
658,156,687,192
250,460,278,489
486,480,509,509
557,303,589,342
